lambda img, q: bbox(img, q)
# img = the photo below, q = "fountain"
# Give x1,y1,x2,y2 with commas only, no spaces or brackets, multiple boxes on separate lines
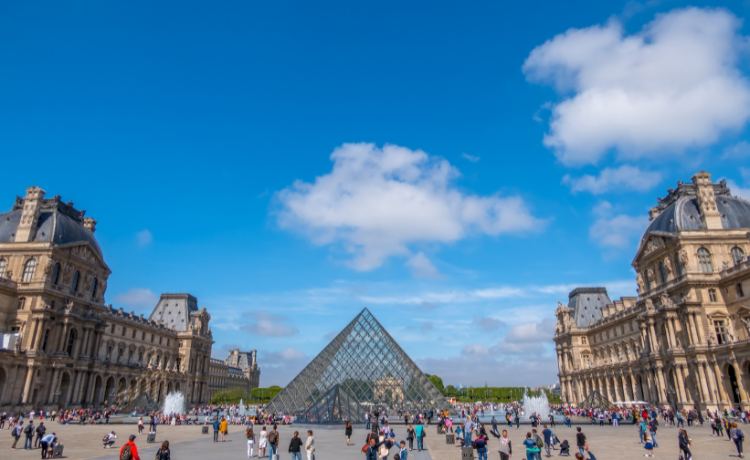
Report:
522,389,550,420
162,391,185,415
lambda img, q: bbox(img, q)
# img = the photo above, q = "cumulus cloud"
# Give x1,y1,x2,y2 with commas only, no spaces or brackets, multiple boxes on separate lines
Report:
524,7,750,165
113,288,158,308
563,165,661,194
589,201,648,248
472,315,505,331
242,310,299,336
462,153,481,163
276,143,544,272
136,229,153,247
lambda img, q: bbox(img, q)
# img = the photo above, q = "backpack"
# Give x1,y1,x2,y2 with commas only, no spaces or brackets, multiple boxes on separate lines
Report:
120,444,132,460
24,425,33,435
535,435,544,449
268,431,277,444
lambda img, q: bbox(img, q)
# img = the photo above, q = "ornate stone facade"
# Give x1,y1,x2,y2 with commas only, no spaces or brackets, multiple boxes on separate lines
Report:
207,350,261,401
0,187,215,411
554,172,750,411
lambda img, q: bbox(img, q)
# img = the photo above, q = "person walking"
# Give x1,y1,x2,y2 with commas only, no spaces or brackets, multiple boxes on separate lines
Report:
346,421,353,446
40,433,56,459
258,426,269,458
542,425,553,457
575,427,587,456
523,432,541,460
304,430,314,460
24,419,35,449
642,428,654,457
11,421,23,449
497,430,512,460
406,425,415,451
289,431,303,460
156,441,170,460
474,434,488,460
678,429,692,460
120,435,140,460
365,437,378,460
268,425,279,460
491,417,500,437
137,417,144,435
415,422,425,452
732,422,746,458
246,426,255,458
648,418,659,448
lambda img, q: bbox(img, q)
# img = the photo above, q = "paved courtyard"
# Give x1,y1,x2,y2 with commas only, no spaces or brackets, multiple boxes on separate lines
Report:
0,421,741,460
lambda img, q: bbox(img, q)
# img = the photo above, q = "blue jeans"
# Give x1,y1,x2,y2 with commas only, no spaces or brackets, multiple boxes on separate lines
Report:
269,444,277,460
478,448,487,460
24,436,33,449
366,420,370,429
650,430,659,447
466,431,472,444
291,452,301,460
417,437,424,450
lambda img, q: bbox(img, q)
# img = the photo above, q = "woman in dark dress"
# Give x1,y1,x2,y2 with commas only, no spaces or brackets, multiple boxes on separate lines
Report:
345,421,353,446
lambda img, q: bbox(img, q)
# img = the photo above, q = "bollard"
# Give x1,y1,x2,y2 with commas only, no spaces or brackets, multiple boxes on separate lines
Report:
446,433,455,444
147,433,156,443
202,426,209,434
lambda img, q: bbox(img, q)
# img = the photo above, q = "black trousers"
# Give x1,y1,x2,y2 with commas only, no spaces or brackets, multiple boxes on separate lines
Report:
40,441,48,459
214,430,219,441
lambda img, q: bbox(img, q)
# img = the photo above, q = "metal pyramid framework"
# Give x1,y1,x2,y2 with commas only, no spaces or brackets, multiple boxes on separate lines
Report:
579,390,615,410
266,308,456,423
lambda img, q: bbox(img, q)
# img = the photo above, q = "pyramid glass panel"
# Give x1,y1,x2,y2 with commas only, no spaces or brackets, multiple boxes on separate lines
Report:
266,308,457,423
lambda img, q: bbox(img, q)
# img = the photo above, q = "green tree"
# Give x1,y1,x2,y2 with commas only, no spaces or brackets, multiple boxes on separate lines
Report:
426,374,446,396
445,385,461,398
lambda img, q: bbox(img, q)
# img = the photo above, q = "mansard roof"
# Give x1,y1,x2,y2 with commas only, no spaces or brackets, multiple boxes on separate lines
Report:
568,287,611,328
148,293,199,332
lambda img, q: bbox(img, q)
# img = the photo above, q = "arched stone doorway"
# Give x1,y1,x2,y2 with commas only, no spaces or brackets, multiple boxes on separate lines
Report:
175,382,181,393
58,372,71,408
167,381,173,395
667,369,679,408
103,377,115,406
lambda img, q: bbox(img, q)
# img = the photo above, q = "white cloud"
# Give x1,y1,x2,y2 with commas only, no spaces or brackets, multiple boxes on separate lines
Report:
405,252,441,278
113,288,158,308
264,346,307,361
723,141,750,159
136,229,153,247
562,165,661,194
590,212,648,248
524,7,750,165
242,310,299,336
276,143,544,271
461,344,489,356
462,153,481,163
472,315,505,331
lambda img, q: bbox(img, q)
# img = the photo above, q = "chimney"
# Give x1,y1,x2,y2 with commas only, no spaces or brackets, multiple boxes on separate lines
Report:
692,171,723,230
15,186,46,242
83,217,97,234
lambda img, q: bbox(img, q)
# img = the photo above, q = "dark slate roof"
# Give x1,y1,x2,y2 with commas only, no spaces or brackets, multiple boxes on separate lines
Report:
641,179,750,244
148,294,199,332
0,198,103,257
568,287,611,328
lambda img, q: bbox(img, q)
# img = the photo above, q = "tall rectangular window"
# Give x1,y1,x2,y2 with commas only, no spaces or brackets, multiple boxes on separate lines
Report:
715,320,728,344
41,329,50,351
738,283,745,298
709,289,718,302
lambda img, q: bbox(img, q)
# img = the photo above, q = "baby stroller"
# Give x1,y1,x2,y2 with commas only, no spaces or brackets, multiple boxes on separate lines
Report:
558,440,570,456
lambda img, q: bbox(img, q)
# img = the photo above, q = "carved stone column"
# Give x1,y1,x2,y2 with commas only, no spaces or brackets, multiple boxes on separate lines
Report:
21,365,36,404
656,367,668,404
695,313,706,344
733,362,750,409
648,321,659,354
713,362,729,405
702,362,717,404
666,317,677,349
687,314,699,345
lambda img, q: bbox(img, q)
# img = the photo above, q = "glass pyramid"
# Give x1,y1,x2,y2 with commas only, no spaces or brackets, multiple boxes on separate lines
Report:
266,308,457,423
579,390,615,410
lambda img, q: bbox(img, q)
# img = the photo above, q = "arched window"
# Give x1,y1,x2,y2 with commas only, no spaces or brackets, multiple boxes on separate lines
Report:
91,277,98,297
22,258,37,282
66,330,77,356
52,263,60,285
731,247,746,266
660,262,667,283
0,258,6,278
697,248,713,273
71,271,80,292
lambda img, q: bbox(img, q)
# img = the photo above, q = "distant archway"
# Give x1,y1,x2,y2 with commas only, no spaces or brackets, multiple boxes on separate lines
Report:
728,365,741,405
93,375,103,406
58,372,71,408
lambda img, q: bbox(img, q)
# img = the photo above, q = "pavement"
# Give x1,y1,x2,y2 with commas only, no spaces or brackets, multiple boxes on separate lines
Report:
0,420,742,460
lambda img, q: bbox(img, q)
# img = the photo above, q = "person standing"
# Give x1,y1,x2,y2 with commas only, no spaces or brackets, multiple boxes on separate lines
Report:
365,411,371,430
465,418,475,445
24,419,35,449
304,430,314,460
11,420,23,449
732,422,745,458
575,427,586,456
345,421,353,446
475,434,488,460
156,441,170,460
497,430,512,460
398,441,407,460
137,417,144,435
642,429,654,457
365,438,377,460
213,417,221,442
259,426,269,458
523,432,540,460
150,413,157,433
35,422,46,448
289,431,303,460
648,418,659,448
406,425,415,451
220,417,228,442
246,426,255,458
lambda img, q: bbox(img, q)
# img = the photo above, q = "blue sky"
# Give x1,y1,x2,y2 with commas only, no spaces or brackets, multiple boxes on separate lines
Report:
3,1,750,387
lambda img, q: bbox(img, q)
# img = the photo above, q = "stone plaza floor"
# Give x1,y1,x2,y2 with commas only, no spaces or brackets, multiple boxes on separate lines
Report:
0,420,742,460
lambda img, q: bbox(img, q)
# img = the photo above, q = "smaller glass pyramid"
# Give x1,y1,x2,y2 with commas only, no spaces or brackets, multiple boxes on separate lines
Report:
579,390,615,410
266,308,457,423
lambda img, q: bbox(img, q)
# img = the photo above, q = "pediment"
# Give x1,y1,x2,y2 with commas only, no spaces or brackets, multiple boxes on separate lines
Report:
58,242,111,272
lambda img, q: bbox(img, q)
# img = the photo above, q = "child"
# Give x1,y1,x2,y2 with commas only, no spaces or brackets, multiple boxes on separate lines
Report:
643,429,654,457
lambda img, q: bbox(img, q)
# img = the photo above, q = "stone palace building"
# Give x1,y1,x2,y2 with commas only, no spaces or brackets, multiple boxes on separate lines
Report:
0,186,259,412
554,171,750,411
